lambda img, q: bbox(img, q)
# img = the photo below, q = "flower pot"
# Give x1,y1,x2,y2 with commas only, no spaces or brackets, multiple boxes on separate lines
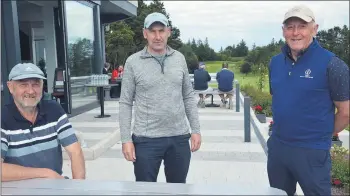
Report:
256,113,266,123
332,140,343,147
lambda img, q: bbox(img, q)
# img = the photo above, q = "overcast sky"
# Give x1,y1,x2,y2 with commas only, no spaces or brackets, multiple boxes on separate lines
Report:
159,1,349,52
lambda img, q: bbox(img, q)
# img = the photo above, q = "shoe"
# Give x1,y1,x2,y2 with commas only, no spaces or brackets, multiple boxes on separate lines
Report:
197,99,203,107
200,100,206,108
220,99,226,108
228,99,233,109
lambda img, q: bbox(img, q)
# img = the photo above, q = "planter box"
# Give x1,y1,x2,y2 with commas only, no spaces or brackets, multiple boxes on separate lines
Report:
332,140,343,147
256,113,266,123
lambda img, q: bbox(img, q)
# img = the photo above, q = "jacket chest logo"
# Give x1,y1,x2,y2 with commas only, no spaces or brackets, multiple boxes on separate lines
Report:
300,69,313,79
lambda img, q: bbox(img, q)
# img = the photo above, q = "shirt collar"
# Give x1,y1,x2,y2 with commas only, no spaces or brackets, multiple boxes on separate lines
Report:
9,98,46,122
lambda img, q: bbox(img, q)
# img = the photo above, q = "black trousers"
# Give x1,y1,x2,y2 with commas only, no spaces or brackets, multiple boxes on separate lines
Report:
132,133,191,183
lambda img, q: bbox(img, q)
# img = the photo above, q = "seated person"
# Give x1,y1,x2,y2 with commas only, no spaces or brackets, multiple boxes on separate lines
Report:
194,62,212,107
1,63,86,182
216,62,234,107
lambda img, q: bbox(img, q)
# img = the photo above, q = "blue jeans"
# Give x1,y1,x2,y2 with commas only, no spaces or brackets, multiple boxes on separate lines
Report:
267,137,331,196
132,133,191,183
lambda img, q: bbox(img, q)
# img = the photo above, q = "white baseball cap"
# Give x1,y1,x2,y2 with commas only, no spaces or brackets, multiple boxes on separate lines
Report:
283,5,315,23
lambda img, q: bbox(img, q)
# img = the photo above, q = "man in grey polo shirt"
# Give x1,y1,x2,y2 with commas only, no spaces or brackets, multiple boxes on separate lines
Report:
1,63,86,181
119,12,201,183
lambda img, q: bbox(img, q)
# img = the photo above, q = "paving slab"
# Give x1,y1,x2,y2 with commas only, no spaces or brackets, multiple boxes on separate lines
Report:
62,96,275,194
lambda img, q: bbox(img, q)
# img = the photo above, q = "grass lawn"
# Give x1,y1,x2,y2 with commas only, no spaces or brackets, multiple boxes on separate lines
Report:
204,61,270,93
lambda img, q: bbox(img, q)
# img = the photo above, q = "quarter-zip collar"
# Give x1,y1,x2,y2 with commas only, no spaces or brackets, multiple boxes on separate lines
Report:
140,45,175,58
140,45,176,74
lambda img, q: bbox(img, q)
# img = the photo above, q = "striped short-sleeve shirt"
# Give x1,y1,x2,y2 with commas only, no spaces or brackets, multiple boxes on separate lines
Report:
1,100,78,175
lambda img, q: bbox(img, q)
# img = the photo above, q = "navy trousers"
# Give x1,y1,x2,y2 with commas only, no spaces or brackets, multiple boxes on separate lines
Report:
267,137,331,196
132,133,191,183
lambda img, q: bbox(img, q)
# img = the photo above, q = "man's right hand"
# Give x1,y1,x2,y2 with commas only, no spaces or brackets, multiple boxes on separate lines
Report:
43,168,65,179
122,142,136,162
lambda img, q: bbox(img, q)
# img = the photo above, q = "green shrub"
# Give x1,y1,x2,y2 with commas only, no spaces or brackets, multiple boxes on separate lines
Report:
331,145,350,186
256,64,268,92
241,84,272,116
240,62,252,75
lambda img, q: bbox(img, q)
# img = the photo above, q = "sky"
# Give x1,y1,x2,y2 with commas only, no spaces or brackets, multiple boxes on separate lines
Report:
158,1,349,52
65,1,94,44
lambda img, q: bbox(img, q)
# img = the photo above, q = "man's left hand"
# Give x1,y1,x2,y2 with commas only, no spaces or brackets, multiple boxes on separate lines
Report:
190,133,201,152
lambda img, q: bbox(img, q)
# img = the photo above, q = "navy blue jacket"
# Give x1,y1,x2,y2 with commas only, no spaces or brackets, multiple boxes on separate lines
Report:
194,68,211,90
216,69,234,92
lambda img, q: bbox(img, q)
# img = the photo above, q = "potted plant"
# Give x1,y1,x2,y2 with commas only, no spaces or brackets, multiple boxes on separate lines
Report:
268,120,273,136
253,105,266,123
332,133,343,147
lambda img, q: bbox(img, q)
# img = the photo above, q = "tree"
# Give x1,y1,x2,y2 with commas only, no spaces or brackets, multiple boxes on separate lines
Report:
105,21,135,66
68,38,94,76
178,44,198,74
316,25,349,66
124,0,182,52
191,38,198,53
235,39,248,57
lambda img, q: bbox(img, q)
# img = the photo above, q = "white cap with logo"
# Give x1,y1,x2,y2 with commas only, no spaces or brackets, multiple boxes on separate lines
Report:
283,5,315,23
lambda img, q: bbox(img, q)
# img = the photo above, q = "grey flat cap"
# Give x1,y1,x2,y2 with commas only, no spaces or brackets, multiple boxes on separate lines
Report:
9,63,46,81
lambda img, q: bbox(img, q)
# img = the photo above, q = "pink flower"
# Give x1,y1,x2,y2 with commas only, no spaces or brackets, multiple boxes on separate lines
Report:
333,179,342,185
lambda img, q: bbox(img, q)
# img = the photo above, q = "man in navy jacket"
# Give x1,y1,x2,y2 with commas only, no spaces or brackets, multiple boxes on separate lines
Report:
216,62,234,108
194,62,212,107
267,5,349,196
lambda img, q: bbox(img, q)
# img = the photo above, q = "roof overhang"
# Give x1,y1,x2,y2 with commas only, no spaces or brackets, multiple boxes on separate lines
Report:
100,0,137,24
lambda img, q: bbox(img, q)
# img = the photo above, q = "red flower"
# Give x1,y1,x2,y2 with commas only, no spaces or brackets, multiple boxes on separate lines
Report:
333,179,342,185
254,105,263,111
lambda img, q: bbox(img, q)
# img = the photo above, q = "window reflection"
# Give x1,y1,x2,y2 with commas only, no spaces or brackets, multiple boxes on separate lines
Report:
65,1,96,110
65,1,94,77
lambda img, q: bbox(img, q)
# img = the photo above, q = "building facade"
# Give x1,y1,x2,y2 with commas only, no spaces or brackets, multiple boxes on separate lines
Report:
1,0,137,115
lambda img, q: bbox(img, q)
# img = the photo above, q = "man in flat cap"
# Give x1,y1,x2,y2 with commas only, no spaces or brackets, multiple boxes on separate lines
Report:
1,63,86,181
119,12,201,183
267,5,349,195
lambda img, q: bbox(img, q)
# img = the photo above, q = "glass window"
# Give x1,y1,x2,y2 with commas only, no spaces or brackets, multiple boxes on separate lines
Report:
65,1,94,77
64,1,96,110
